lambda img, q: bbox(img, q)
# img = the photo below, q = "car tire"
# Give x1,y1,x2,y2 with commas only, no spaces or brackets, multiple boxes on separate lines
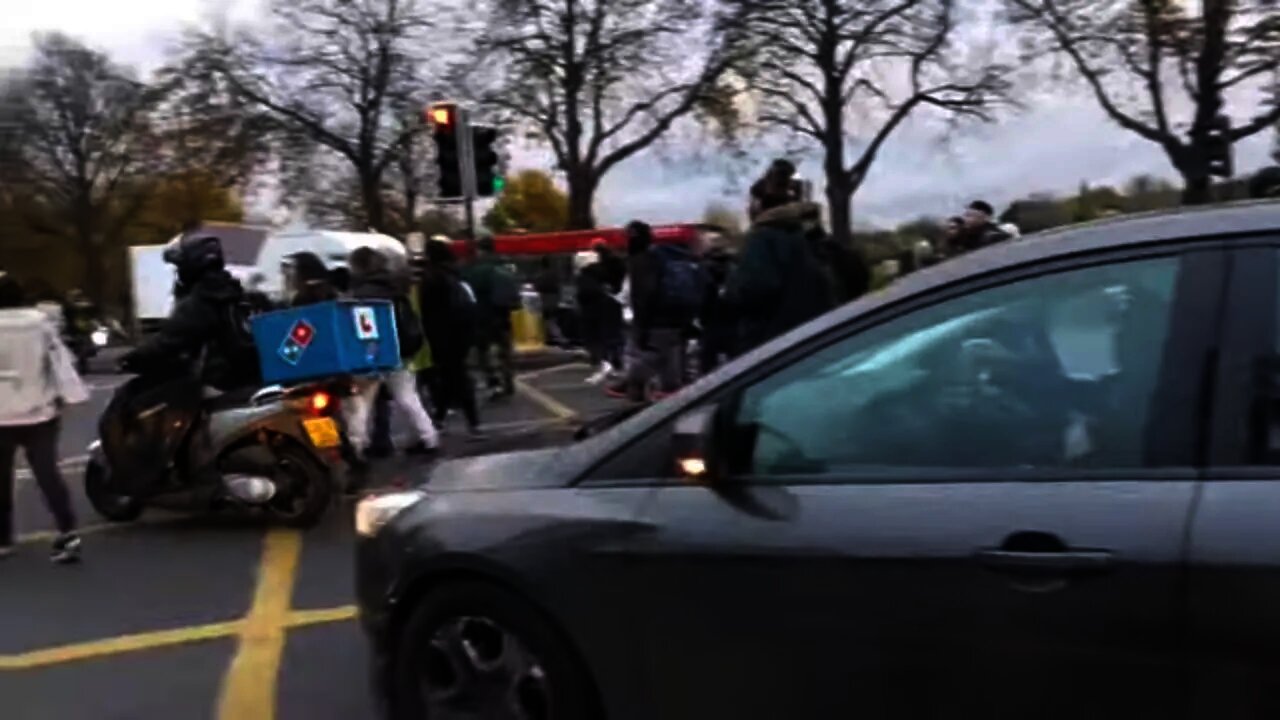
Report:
391,580,602,720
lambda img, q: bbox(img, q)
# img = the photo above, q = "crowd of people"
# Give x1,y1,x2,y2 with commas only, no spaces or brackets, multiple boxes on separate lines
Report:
560,160,1030,403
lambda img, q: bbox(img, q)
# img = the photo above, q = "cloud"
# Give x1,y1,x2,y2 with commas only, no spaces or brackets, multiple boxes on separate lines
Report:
5,0,1276,231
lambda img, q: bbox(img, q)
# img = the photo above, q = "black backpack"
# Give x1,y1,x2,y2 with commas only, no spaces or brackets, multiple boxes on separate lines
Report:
654,244,705,319
392,295,425,360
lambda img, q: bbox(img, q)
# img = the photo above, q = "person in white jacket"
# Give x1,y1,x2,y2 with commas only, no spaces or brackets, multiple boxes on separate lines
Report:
0,273,88,563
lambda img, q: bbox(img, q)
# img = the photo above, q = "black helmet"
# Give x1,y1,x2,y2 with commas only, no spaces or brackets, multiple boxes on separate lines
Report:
164,233,225,279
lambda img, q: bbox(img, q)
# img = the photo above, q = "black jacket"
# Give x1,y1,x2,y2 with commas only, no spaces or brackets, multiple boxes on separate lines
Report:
726,203,836,352
626,250,665,331
123,270,259,391
417,266,474,362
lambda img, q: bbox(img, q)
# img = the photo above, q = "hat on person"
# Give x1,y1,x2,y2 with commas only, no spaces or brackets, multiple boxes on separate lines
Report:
968,200,995,216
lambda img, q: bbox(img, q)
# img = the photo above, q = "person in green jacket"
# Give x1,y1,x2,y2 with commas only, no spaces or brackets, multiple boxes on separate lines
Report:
463,236,519,398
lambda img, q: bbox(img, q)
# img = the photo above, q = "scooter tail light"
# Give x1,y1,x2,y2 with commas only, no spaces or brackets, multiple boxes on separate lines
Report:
310,391,332,414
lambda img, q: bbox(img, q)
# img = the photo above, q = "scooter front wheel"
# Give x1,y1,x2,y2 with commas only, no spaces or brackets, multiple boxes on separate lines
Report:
84,458,144,522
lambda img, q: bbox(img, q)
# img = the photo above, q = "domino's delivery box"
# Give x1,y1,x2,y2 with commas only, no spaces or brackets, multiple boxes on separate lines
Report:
251,300,401,385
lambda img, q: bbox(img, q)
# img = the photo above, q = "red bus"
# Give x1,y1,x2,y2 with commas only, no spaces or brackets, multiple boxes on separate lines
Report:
448,223,721,261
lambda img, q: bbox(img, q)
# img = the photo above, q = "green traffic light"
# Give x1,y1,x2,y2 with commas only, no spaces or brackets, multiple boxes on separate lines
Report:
493,176,506,194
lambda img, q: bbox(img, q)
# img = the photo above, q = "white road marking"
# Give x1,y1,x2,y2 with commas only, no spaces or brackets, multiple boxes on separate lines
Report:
14,454,90,482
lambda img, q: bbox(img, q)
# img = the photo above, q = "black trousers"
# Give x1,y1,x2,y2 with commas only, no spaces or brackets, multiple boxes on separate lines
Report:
476,315,515,394
370,384,393,452
425,352,480,430
0,417,77,543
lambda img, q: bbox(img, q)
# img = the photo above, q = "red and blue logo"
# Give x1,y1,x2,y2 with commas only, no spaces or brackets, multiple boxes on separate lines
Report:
278,319,316,365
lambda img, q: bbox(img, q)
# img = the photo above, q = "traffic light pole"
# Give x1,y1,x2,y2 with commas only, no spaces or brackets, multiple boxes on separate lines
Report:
458,108,478,244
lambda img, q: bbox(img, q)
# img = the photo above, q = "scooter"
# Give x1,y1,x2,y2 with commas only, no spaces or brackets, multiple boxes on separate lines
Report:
84,376,349,528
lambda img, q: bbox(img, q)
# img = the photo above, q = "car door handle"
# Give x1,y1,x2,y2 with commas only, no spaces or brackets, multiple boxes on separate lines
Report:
976,549,1114,573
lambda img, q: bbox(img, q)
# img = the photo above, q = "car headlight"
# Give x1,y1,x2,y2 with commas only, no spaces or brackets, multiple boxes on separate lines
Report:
355,490,425,537
91,328,109,347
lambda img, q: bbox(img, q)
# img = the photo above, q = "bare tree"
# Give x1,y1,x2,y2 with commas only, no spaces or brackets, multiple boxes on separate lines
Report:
146,56,277,229
190,0,438,231
1008,0,1280,204
0,33,156,303
467,0,749,229
737,0,1011,244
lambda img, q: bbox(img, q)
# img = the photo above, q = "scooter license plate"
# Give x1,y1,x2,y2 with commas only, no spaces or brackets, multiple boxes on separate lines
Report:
302,417,341,449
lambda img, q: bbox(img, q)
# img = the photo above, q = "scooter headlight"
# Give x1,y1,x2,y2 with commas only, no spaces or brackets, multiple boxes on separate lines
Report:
355,490,425,537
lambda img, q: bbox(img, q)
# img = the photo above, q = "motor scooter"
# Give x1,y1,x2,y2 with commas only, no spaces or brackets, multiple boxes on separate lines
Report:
85,376,350,528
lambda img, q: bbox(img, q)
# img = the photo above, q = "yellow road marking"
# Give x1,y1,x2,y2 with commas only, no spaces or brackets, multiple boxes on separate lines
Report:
0,604,360,672
287,605,358,628
0,619,243,670
515,377,578,421
215,529,302,720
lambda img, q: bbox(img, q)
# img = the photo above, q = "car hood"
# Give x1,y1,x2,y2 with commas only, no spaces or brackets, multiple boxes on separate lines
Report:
425,448,573,492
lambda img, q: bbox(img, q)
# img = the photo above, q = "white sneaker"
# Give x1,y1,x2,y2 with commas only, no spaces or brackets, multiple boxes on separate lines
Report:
585,362,613,386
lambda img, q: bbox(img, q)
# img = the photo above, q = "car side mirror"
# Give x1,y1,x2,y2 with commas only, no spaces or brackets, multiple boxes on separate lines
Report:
672,404,719,482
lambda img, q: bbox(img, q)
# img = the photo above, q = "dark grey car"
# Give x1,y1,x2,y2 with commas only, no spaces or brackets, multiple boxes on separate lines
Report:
357,201,1280,720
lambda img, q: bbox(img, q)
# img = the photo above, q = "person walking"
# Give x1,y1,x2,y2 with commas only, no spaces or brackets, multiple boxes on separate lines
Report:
952,200,1011,254
533,257,565,346
726,201,837,353
607,221,701,401
577,245,625,384
0,274,87,563
343,247,441,466
699,246,737,373
418,240,484,439
464,236,519,399
749,159,804,221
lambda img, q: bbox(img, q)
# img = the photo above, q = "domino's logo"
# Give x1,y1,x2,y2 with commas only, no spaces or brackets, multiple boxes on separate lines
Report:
278,319,316,365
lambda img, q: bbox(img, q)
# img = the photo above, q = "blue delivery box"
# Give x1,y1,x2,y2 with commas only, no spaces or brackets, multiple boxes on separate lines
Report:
251,300,402,385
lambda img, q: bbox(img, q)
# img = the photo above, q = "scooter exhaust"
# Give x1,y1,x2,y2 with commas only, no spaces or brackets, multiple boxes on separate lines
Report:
222,474,277,504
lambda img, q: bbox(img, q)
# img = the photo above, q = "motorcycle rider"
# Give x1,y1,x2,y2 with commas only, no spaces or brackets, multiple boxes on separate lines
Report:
121,232,260,391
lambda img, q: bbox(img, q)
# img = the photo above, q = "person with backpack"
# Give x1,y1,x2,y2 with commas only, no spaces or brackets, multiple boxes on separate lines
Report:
606,221,704,401
464,236,519,399
417,239,484,439
0,273,87,563
726,202,837,353
344,247,440,461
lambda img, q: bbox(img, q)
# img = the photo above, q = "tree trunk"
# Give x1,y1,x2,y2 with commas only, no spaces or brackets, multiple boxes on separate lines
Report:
566,168,596,230
826,175,853,247
1182,172,1213,205
360,169,386,231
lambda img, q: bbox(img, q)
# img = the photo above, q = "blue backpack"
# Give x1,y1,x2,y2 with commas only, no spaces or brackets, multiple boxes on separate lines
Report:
653,244,705,319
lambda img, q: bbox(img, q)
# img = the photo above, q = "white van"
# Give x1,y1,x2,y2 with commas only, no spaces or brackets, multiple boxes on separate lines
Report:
252,229,407,301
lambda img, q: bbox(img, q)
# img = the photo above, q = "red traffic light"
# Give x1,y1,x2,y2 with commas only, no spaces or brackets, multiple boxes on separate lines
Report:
428,104,455,128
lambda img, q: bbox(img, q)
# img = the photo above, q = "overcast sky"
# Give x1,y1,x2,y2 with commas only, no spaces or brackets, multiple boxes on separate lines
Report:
3,0,1276,229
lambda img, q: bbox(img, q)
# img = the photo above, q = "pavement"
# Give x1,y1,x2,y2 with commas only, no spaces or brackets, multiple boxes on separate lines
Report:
1,358,631,720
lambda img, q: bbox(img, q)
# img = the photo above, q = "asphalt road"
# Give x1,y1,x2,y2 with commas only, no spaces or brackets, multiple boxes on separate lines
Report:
1,360,629,720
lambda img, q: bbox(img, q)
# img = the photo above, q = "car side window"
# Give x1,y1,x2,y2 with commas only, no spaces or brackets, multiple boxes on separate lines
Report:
729,256,1181,476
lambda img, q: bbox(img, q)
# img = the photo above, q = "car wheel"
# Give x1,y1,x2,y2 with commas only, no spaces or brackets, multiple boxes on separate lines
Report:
392,580,601,720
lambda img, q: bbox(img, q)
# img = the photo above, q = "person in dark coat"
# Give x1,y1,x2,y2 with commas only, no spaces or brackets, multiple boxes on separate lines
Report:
808,227,870,305
699,246,737,373
283,251,339,306
953,201,1011,254
122,233,260,392
725,202,836,353
533,257,565,346
417,240,483,438
577,244,625,383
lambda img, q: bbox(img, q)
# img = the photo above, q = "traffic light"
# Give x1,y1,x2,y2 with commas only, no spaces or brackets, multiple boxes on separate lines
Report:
472,125,502,197
428,102,463,199
1206,114,1233,179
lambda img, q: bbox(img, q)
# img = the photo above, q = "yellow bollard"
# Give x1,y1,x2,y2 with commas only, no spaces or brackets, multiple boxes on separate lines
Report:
511,308,545,352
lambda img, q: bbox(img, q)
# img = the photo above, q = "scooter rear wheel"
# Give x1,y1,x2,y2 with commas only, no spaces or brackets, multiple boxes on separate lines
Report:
265,445,332,528
84,458,144,522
